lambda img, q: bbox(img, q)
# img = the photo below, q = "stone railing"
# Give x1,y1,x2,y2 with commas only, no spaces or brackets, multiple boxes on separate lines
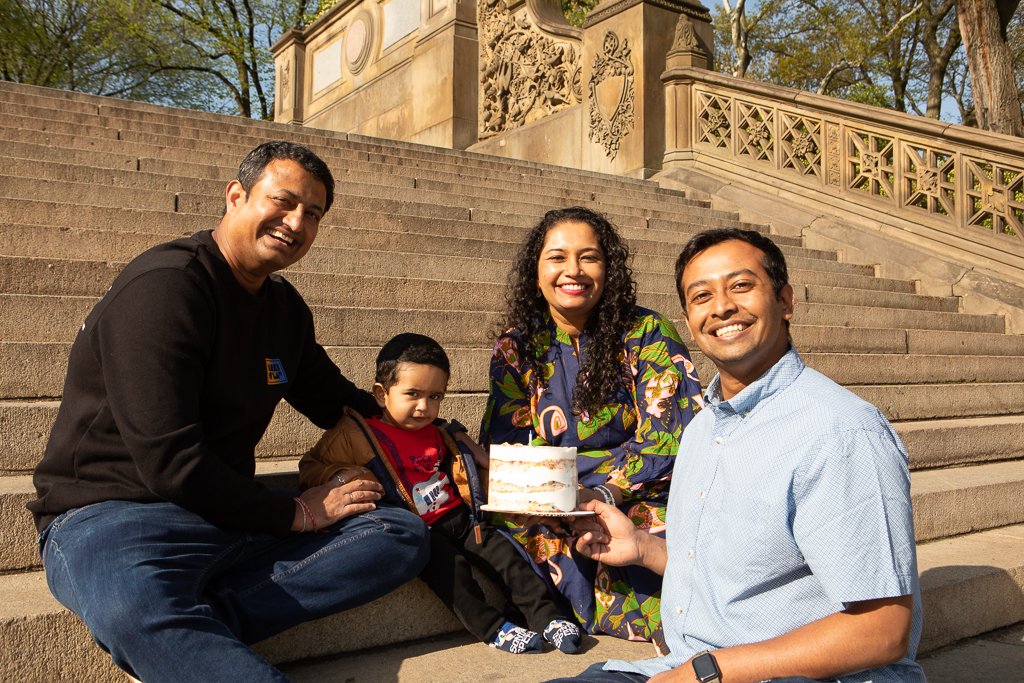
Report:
662,66,1024,275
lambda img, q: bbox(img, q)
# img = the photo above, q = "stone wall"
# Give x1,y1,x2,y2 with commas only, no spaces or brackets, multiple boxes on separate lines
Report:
273,0,712,175
272,0,479,149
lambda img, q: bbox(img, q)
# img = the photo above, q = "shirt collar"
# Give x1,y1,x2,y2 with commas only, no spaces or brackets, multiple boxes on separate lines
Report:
704,346,805,414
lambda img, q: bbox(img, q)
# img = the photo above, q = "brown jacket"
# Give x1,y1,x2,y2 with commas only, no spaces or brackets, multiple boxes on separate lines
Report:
298,407,487,514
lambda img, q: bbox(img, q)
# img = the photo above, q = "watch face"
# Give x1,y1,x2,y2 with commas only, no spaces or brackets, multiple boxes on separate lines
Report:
692,653,720,681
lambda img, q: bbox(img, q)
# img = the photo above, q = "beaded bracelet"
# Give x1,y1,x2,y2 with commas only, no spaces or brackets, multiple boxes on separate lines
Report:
294,496,316,532
592,484,616,507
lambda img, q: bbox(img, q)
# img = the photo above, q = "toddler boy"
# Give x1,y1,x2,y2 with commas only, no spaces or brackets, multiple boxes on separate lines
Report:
299,333,581,654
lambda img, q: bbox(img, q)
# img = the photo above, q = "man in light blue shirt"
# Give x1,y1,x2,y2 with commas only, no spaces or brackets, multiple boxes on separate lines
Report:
549,229,925,683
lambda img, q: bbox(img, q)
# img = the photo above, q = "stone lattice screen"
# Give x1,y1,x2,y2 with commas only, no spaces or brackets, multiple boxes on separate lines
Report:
666,68,1024,266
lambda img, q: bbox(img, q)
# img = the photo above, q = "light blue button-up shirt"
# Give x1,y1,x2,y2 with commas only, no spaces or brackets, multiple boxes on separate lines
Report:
607,348,925,681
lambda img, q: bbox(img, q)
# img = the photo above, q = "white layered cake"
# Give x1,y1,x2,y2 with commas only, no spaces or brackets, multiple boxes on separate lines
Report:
486,444,578,513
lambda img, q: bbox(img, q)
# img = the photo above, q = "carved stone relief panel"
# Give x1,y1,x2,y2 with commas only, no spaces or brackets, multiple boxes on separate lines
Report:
277,57,292,116
736,101,774,164
696,91,731,149
826,124,841,186
478,0,581,138
963,157,1024,239
902,143,956,220
587,31,635,160
780,111,822,180
847,129,895,202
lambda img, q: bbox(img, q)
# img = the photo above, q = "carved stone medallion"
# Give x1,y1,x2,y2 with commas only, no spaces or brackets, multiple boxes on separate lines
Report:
588,31,635,160
346,13,373,75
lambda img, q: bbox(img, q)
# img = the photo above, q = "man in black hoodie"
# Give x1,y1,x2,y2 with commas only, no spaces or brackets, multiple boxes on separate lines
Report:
30,141,429,682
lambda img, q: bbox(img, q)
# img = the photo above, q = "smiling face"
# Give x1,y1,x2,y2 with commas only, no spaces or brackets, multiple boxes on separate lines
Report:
374,362,449,431
537,220,607,334
213,158,326,294
680,239,794,399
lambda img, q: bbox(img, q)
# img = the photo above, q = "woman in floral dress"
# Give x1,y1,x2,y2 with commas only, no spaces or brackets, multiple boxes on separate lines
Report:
479,206,702,651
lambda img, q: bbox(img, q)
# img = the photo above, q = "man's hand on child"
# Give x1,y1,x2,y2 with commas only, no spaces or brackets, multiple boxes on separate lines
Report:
293,468,383,531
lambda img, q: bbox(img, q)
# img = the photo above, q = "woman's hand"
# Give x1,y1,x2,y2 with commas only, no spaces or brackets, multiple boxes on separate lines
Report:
577,483,623,507
292,467,383,531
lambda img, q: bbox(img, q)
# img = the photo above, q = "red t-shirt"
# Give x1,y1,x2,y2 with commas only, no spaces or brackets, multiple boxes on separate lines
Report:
366,417,462,525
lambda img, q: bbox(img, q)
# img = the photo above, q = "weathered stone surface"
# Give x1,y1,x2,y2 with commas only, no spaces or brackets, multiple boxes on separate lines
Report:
1,79,1022,678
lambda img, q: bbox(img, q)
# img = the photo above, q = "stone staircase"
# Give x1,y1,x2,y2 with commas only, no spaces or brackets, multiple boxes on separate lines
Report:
0,80,1022,681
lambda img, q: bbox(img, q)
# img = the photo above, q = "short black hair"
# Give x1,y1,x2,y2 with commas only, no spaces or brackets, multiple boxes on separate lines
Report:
375,333,451,389
674,228,789,313
236,141,335,213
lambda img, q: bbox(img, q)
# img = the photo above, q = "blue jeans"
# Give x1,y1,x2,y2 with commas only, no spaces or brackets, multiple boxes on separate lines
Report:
40,500,429,682
545,662,826,682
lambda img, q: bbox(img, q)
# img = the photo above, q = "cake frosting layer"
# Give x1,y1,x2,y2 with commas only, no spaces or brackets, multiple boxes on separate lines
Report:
487,444,578,513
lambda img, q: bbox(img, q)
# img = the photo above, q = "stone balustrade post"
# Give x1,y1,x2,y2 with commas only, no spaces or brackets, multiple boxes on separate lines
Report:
580,0,711,178
273,29,307,124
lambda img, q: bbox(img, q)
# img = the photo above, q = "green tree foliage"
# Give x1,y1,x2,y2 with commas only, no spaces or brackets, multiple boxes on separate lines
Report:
0,0,316,118
711,0,1019,127
0,0,210,107
562,0,598,27
140,0,318,119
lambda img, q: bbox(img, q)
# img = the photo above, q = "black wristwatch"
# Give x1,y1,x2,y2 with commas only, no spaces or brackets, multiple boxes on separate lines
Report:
691,650,721,683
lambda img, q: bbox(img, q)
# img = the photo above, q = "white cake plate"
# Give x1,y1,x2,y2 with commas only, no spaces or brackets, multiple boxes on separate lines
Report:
480,505,594,517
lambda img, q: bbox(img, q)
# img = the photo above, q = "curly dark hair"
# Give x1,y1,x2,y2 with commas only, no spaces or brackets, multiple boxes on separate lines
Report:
500,206,637,415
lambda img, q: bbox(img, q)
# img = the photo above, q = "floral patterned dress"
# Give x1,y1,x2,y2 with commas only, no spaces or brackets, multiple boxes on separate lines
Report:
479,307,702,651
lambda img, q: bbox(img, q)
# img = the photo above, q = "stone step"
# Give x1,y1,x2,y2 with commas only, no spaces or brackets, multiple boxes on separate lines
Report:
0,153,706,224
917,524,1024,652
0,170,755,234
0,119,710,210
0,290,999,348
0,95,663,189
1,452,1022,571
0,521,1020,678
0,87,709,203
898,416,1024,468
917,622,1024,683
279,631,652,683
2,144,712,222
0,235,902,303
281,625,1012,682
3,374,1022,473
2,200,784,262
849,382,1022,421
912,460,1024,542
3,328,1022,399
0,392,483,474
0,256,950,318
4,220,871,284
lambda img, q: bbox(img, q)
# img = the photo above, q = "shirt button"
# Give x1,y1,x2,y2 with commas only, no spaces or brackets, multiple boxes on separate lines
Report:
676,607,685,615
698,490,705,498
687,549,695,558
714,436,723,444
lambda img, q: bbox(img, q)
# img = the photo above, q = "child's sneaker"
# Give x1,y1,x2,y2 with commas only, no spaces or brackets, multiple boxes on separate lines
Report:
490,621,543,654
543,619,581,654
